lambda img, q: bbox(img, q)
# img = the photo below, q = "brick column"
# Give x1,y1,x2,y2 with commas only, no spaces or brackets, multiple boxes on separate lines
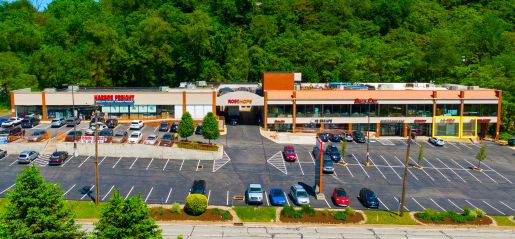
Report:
460,91,465,138
212,91,216,116
10,92,15,117
182,91,186,115
292,91,296,132
41,91,47,120
348,123,352,132
403,123,408,137
264,91,268,130
376,123,380,138
495,91,502,142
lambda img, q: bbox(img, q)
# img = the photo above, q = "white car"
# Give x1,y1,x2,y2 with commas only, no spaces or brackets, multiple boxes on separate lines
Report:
143,134,159,145
245,184,264,205
290,184,310,205
429,137,445,146
128,131,143,144
85,122,107,135
129,120,144,130
1,117,23,127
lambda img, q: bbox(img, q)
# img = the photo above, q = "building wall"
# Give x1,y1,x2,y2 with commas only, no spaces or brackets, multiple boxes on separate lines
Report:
13,93,42,105
262,72,294,90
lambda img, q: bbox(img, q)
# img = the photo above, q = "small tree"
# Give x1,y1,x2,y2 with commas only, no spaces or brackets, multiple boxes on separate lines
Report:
475,145,487,169
341,140,347,161
201,112,220,144
417,144,424,167
178,111,194,141
94,190,162,239
0,166,84,238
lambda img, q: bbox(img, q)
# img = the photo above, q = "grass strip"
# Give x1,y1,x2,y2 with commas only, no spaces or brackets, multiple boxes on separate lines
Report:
66,200,102,219
491,216,515,226
234,206,276,222
364,210,419,225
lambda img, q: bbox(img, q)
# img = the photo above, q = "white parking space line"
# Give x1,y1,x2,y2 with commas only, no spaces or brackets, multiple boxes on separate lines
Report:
60,156,75,167
125,186,134,200
80,185,94,200
63,184,76,196
471,143,482,149
284,192,291,206
377,197,389,211
98,156,107,166
448,142,460,149
179,160,185,171
144,187,153,203
465,199,478,209
412,140,420,146
464,158,513,184
393,196,409,211
344,164,354,177
351,154,370,178
308,151,315,164
207,190,211,204
399,139,407,145
482,200,505,215
380,155,402,180
153,126,159,132
499,201,515,212
9,158,18,166
112,157,122,168
264,191,269,206
458,158,496,183
102,185,115,201
195,159,200,172
425,141,435,148
449,158,482,183
165,187,173,204
412,197,425,210
0,184,15,194
78,156,90,167
163,159,170,171
447,199,462,211
296,154,305,175
430,198,445,211
459,143,473,150
368,156,387,179
423,157,450,182
213,151,232,172
435,158,466,183
146,158,154,170
129,157,138,170
394,156,419,181
323,197,332,208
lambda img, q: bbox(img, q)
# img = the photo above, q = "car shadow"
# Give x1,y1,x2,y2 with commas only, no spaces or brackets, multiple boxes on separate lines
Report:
80,185,97,203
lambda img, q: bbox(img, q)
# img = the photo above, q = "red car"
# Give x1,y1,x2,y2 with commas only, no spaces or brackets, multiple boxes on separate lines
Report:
332,187,350,207
282,145,297,162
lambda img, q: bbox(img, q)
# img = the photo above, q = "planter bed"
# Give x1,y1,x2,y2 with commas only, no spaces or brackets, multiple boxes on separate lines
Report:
415,215,492,226
149,208,232,222
280,211,364,224
414,208,493,226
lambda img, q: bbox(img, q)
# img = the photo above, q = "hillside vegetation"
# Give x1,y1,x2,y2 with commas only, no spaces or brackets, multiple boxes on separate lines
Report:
0,0,513,135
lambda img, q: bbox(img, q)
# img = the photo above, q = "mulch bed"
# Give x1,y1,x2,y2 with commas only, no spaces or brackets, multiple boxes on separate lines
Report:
280,211,364,224
415,215,493,225
149,208,232,221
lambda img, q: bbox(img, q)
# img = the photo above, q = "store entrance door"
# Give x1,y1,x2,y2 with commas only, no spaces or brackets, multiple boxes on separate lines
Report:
380,123,403,136
217,106,262,125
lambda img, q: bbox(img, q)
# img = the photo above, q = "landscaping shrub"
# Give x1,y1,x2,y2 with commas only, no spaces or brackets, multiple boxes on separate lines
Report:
321,209,330,216
345,206,355,216
281,206,304,218
448,211,470,223
333,211,347,221
171,203,181,214
221,211,231,220
474,208,485,217
184,194,208,216
158,206,165,215
415,208,445,222
301,205,316,217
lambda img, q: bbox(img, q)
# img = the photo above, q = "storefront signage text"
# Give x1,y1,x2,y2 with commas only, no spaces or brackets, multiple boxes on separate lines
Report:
274,120,285,124
94,95,135,105
312,119,333,124
81,136,106,143
354,98,378,104
228,99,252,104
414,119,427,123
380,120,404,123
476,119,491,123
439,118,456,123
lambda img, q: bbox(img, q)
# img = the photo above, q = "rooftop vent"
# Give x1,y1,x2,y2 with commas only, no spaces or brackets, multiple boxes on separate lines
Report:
44,88,56,92
179,82,188,88
159,86,170,92
197,81,207,87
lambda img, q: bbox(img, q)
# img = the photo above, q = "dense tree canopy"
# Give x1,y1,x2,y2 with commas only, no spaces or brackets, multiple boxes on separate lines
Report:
0,0,513,134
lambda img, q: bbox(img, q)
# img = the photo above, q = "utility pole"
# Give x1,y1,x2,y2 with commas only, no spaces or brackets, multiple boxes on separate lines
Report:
400,127,412,216
365,103,371,166
94,107,99,206
71,85,77,157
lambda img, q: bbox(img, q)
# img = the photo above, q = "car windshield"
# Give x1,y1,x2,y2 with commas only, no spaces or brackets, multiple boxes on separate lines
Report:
333,134,340,138
131,121,139,124
99,131,111,136
355,132,363,137
130,134,139,138
297,191,308,197
22,119,29,122
336,190,346,197
162,134,172,140
160,123,167,127
324,159,333,166
329,147,339,153
114,132,126,136
272,190,283,197
33,131,44,136
287,149,295,154
51,153,60,157
51,120,60,122
147,136,156,140
19,154,28,158
250,187,262,193
68,131,80,136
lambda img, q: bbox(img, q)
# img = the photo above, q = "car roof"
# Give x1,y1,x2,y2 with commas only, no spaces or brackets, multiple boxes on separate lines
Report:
270,188,283,192
293,185,305,191
20,151,31,154
285,145,294,150
335,187,346,192
147,134,157,137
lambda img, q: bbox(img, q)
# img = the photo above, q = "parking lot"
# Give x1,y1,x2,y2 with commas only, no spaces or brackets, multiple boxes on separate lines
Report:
1,125,514,216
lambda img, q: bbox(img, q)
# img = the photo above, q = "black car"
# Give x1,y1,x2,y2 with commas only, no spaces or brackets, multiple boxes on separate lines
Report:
229,116,238,126
170,123,178,133
48,151,69,166
0,126,23,136
195,124,202,135
0,149,6,159
326,144,342,162
21,118,40,128
105,119,118,128
190,180,206,195
329,133,341,142
159,122,170,132
359,188,379,209
353,131,366,143
317,133,329,142
98,128,114,136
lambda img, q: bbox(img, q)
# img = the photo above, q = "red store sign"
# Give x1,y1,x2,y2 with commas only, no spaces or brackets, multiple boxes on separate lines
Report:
476,119,491,123
354,98,378,104
439,118,456,123
228,99,253,104
414,119,427,123
94,95,135,101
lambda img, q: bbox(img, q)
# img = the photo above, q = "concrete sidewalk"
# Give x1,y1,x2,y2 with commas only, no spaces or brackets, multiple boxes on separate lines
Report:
78,222,515,238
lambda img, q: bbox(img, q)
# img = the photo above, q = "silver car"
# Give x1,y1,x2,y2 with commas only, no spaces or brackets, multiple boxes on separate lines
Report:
246,184,264,204
144,134,159,145
18,151,39,164
429,137,445,146
290,184,310,205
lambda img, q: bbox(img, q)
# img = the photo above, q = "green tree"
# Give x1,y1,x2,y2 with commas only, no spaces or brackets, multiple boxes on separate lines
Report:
201,112,220,144
475,144,487,170
179,111,195,141
417,144,424,167
0,166,84,238
94,190,162,239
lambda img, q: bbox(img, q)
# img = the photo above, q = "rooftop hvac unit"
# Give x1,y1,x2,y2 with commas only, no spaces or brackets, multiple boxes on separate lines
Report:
159,86,170,92
197,81,207,87
447,85,459,90
67,85,79,92
467,86,479,90
378,84,394,90
294,72,302,82
44,88,56,92
179,82,188,88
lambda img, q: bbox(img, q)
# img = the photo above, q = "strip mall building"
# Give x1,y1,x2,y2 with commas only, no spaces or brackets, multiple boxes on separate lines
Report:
10,72,502,140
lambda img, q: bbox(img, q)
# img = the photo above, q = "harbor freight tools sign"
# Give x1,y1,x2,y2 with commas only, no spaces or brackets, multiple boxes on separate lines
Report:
94,95,135,105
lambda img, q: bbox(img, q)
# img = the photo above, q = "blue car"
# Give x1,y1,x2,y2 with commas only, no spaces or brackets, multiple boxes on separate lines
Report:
269,188,286,206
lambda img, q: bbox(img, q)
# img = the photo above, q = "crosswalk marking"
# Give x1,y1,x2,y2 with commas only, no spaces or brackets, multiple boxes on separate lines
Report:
213,151,231,172
34,154,49,166
267,151,287,175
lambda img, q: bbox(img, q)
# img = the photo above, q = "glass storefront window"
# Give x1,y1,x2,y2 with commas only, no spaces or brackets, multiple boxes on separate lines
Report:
436,104,460,116
409,123,431,136
462,122,476,137
268,105,292,117
379,104,406,117
464,104,497,116
16,106,42,118
352,123,376,132
407,104,432,117
434,122,459,137
380,123,403,136
47,105,72,119
351,104,378,117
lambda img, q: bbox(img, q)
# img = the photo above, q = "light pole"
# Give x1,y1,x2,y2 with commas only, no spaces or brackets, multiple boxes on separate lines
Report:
64,84,78,157
94,105,100,206
399,127,412,216
365,103,372,166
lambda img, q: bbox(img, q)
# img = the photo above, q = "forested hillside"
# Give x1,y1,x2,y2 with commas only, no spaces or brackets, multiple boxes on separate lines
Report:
0,0,513,135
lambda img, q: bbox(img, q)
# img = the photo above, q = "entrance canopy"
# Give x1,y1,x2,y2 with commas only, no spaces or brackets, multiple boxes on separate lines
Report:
216,91,264,106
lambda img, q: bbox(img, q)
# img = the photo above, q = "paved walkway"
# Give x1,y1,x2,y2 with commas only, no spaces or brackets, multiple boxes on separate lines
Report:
79,222,515,238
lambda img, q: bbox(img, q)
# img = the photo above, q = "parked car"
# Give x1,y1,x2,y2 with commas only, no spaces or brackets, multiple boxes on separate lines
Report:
86,122,107,135
353,131,366,143
190,180,206,195
98,129,113,142
290,184,310,205
312,146,335,174
344,132,353,142
2,117,23,127
282,145,297,162
0,149,6,159
317,133,329,142
159,133,174,146
64,131,82,142
129,120,144,130
105,119,118,128
429,137,445,146
0,126,23,136
329,133,342,142
158,122,170,132
326,144,342,162
144,134,159,145
50,118,66,128
246,184,264,205
170,123,179,132
128,131,143,144
65,117,81,127
0,118,7,125
21,118,40,128
269,188,287,206
195,124,202,135
332,187,349,207
358,188,379,209
18,150,39,164
48,151,69,166
28,130,48,142
112,131,128,143
91,116,105,123
229,116,238,126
